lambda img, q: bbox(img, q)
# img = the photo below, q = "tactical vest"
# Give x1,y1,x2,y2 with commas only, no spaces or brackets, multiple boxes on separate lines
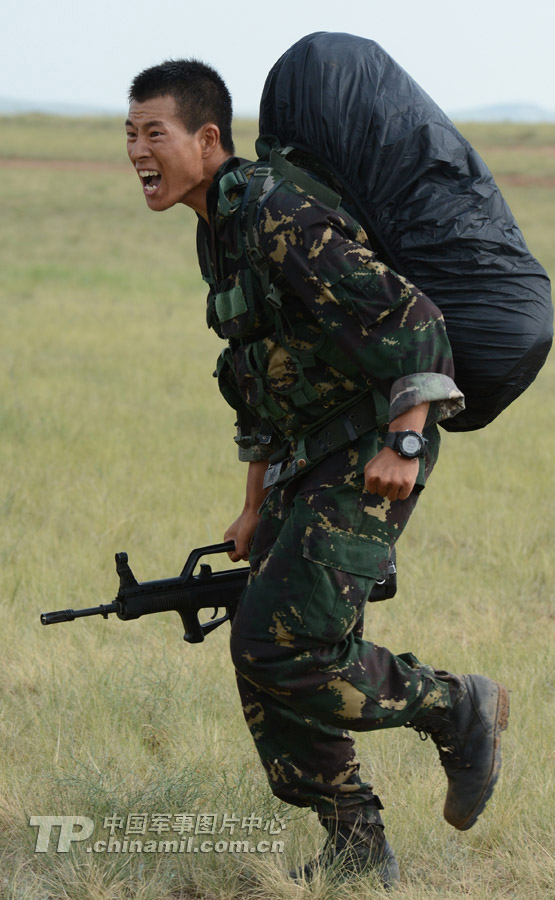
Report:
199,154,390,458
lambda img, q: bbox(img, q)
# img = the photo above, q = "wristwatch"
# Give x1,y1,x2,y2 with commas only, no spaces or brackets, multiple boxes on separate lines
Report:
384,430,428,459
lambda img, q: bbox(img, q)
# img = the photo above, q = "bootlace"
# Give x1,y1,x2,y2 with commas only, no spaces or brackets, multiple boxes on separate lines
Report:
406,719,467,769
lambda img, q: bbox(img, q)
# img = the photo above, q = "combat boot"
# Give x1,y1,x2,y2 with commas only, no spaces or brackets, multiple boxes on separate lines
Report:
409,673,510,830
290,807,400,890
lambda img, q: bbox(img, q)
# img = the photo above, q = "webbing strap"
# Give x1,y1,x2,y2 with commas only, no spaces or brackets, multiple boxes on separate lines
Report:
268,149,342,210
218,169,248,216
242,167,274,295
304,392,380,463
199,232,216,286
263,389,388,489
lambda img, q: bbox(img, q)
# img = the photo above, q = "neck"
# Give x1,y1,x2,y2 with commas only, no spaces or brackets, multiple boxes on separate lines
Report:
190,148,233,221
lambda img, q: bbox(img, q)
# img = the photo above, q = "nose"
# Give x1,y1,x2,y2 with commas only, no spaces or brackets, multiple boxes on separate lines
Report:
128,136,151,163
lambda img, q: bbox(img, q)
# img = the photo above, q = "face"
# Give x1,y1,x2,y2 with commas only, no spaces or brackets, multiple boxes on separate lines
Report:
126,95,209,214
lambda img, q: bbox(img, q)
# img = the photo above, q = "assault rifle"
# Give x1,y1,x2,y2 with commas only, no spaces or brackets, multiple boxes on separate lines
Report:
41,542,246,643
40,541,397,643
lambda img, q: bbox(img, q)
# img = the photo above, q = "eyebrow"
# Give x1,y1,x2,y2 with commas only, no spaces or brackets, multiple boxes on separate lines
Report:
125,119,166,128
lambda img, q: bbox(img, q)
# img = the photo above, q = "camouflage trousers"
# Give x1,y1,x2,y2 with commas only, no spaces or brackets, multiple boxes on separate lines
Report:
229,429,451,816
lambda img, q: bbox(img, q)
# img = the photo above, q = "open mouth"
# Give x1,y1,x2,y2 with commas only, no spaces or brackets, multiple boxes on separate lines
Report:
139,169,162,194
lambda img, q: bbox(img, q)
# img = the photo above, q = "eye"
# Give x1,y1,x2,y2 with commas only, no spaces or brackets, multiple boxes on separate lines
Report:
150,130,163,138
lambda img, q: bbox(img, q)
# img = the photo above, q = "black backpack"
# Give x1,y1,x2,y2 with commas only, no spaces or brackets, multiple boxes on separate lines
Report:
257,32,552,431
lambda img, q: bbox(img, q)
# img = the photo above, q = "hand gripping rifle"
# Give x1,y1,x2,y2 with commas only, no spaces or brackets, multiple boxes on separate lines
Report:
40,542,397,644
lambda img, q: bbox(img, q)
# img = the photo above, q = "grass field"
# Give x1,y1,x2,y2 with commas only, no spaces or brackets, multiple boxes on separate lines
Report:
1,116,554,900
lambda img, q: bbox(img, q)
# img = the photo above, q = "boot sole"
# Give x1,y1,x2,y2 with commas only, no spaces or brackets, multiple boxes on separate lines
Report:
453,681,510,831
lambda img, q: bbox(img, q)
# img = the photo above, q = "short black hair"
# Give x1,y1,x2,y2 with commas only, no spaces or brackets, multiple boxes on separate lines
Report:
129,59,234,154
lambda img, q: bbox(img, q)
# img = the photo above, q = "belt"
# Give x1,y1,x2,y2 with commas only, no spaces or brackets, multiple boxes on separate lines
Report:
263,391,386,489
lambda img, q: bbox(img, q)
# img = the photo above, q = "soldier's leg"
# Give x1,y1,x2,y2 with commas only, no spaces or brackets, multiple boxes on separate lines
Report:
230,474,428,887
231,472,451,739
236,666,381,814
236,664,400,888
231,479,387,813
231,467,508,838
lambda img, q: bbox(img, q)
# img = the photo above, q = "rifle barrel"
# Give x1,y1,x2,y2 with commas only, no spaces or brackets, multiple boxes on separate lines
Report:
40,603,118,625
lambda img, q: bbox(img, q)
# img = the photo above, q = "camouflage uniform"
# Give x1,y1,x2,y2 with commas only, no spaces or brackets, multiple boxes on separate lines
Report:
197,157,464,819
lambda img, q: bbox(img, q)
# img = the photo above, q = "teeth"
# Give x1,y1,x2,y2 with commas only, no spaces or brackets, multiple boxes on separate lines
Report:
139,169,160,177
144,183,158,193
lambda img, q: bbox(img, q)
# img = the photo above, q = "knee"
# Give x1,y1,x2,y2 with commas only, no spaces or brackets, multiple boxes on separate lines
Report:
230,626,293,690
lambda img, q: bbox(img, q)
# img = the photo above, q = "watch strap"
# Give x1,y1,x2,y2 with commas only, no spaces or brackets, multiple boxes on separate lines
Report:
384,430,427,458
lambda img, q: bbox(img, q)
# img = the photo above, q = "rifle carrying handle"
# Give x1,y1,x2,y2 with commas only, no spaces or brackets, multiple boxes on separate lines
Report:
180,541,236,579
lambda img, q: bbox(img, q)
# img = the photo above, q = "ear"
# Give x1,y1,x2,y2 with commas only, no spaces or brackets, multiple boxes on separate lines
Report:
199,123,222,158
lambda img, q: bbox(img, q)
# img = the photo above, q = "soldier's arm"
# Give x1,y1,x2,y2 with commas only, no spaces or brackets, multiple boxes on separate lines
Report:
224,459,269,562
256,187,464,428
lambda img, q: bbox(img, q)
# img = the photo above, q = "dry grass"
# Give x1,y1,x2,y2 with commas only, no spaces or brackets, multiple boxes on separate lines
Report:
0,117,553,899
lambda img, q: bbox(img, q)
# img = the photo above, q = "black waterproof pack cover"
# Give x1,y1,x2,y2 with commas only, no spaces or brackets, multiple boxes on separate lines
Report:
259,32,552,431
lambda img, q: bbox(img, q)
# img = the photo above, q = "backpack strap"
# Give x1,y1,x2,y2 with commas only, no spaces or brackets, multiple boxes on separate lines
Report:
240,151,342,296
240,164,279,300
218,167,249,217
268,148,342,211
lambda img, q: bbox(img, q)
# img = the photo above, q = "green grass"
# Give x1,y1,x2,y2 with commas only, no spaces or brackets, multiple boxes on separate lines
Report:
455,121,555,148
1,118,554,899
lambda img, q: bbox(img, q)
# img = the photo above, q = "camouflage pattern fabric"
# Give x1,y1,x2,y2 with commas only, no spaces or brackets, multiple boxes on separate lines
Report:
198,158,464,466
230,430,450,814
196,158,463,816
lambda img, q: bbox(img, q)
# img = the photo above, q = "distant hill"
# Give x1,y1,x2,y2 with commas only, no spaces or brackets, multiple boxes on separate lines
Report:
449,102,555,123
2,96,555,123
0,97,124,116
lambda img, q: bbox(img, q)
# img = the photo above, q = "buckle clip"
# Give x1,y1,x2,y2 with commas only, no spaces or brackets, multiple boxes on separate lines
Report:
263,460,284,489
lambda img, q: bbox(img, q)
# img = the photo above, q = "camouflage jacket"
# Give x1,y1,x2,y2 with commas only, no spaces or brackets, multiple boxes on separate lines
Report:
197,157,464,464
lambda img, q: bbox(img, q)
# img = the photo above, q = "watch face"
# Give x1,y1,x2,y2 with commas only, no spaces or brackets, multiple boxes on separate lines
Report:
400,433,422,456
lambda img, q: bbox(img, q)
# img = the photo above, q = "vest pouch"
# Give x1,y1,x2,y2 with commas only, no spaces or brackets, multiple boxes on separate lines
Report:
208,269,267,340
255,337,321,407
244,339,321,419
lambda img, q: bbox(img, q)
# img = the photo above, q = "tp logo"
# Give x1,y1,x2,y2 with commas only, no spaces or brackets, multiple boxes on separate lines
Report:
29,816,94,852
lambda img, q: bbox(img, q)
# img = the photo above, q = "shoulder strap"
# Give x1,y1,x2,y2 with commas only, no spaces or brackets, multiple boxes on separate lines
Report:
240,151,342,290
196,220,216,286
238,158,368,386
268,148,342,211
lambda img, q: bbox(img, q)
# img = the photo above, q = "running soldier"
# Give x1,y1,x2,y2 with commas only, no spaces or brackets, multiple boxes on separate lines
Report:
125,60,509,888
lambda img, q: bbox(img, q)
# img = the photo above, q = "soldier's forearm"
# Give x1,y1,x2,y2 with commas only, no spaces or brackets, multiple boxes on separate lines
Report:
243,459,270,512
224,460,270,562
388,401,430,433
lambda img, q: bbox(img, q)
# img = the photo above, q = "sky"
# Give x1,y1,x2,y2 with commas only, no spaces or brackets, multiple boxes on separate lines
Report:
3,0,555,116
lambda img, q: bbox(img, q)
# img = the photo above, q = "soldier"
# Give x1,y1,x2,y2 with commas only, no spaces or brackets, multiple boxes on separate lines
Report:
126,59,509,888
